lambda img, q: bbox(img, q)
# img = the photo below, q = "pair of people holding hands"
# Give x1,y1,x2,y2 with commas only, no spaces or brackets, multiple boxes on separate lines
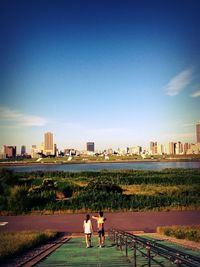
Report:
83,211,106,248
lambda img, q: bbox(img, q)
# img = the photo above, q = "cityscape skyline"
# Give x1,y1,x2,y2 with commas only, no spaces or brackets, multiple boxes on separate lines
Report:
1,120,200,156
1,0,200,150
1,136,199,158
0,120,199,153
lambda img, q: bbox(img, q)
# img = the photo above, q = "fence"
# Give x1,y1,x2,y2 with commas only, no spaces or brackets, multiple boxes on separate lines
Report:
109,229,200,267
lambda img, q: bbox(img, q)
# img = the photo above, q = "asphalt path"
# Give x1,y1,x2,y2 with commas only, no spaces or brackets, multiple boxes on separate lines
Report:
0,211,200,233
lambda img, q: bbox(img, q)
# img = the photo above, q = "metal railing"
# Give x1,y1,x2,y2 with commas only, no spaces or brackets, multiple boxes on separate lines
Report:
109,229,200,267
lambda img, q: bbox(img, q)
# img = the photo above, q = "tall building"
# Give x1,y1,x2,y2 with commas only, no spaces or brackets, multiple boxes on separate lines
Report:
150,142,154,154
86,142,95,152
54,144,57,157
183,143,189,154
175,141,183,155
21,145,26,155
150,142,157,154
44,132,54,155
4,145,16,158
168,142,176,155
157,144,164,155
0,146,6,159
196,121,200,143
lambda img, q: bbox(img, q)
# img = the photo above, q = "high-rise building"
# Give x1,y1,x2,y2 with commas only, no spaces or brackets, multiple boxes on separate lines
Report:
44,132,54,155
168,142,176,155
150,142,157,154
86,142,95,152
157,144,164,155
154,142,157,154
163,144,168,154
175,141,183,155
21,145,26,155
150,142,154,154
183,143,189,154
4,145,16,158
0,146,6,159
196,121,200,143
54,144,57,157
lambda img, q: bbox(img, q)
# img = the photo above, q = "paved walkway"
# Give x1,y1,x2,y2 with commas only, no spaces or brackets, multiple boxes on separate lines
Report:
35,236,200,267
35,237,132,267
1,211,200,232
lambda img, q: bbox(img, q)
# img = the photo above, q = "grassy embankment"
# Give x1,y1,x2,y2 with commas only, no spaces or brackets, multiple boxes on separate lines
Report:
0,230,58,261
0,168,200,214
0,154,200,165
157,225,200,242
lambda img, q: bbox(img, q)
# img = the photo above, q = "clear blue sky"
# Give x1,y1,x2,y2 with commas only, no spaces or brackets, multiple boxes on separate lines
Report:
0,0,200,152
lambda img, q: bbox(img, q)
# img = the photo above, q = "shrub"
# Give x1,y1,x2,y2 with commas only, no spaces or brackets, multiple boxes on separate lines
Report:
42,178,57,190
0,231,58,261
8,186,29,213
0,169,18,185
27,189,56,210
85,180,123,194
157,225,200,242
57,182,78,198
0,195,8,211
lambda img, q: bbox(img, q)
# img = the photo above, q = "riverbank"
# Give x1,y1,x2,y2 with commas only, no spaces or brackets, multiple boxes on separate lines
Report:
1,158,200,167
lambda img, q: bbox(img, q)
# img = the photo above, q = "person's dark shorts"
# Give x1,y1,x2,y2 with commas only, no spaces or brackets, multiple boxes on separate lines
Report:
98,228,105,237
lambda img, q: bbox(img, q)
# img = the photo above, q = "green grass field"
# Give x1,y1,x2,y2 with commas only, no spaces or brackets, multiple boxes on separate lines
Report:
0,168,200,214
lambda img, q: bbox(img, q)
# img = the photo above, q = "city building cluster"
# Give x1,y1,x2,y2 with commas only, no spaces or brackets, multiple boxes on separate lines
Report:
1,121,200,159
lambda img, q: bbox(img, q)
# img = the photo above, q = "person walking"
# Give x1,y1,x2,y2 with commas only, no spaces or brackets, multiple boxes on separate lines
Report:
83,214,93,248
92,211,106,248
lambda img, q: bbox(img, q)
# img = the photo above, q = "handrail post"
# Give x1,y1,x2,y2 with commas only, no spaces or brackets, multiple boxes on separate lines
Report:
133,240,136,267
113,230,115,244
146,246,151,267
175,259,182,267
125,236,128,257
120,234,122,251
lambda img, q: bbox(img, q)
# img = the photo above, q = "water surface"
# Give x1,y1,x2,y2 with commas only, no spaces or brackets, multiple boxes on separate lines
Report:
7,161,200,172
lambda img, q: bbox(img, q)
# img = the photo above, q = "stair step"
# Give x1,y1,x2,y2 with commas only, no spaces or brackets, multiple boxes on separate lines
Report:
36,237,132,267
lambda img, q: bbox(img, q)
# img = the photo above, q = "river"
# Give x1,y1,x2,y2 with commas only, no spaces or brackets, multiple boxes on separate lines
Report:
6,161,200,172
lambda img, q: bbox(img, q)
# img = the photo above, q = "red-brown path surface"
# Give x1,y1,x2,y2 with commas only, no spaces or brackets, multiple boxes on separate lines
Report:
0,211,200,233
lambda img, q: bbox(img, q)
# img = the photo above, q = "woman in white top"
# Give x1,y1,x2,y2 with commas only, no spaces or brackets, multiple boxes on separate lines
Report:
83,214,93,248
